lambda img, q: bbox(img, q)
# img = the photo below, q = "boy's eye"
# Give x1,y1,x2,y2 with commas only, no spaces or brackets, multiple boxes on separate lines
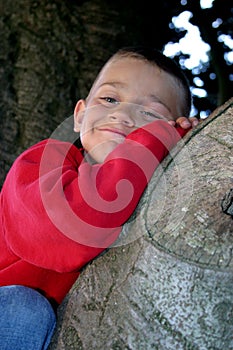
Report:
101,97,119,104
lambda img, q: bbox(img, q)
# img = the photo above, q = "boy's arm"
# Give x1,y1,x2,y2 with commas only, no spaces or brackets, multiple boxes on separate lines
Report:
2,120,190,271
73,121,186,226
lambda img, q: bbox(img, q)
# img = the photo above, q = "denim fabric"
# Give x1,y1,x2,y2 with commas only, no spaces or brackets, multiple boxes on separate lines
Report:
0,285,56,350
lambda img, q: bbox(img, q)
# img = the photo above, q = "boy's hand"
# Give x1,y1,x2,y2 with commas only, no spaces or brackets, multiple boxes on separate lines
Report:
168,116,199,129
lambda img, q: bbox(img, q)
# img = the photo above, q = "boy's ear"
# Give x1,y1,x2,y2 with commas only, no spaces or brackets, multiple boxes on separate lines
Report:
74,99,86,132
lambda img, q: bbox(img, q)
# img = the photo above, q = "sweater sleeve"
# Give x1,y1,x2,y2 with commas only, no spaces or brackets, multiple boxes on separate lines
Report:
1,120,189,272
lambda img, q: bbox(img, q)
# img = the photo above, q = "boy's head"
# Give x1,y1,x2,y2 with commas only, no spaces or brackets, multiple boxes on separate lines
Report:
74,46,191,163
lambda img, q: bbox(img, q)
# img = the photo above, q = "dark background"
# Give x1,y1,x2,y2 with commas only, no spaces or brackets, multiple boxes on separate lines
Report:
0,0,232,187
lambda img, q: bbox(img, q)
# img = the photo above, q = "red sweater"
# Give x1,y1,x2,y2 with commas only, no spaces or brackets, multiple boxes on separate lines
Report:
0,121,187,305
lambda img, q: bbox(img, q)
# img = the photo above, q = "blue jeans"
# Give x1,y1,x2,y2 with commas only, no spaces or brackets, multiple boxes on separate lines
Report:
0,285,56,350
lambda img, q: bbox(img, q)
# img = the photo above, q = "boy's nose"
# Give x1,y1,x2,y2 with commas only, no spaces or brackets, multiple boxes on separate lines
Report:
109,104,135,127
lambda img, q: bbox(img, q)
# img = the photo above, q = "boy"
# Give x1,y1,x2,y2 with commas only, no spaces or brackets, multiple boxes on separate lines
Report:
0,46,198,349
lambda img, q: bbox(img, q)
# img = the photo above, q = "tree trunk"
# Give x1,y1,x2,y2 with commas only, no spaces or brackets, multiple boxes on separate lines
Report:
49,98,233,350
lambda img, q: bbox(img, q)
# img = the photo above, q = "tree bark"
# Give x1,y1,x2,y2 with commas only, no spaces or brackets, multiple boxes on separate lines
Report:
49,98,233,350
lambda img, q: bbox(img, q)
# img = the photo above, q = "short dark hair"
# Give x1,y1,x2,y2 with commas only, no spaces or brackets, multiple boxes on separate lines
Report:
112,46,192,117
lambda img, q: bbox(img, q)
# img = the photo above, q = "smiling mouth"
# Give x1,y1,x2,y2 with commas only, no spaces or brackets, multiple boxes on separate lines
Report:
98,128,127,138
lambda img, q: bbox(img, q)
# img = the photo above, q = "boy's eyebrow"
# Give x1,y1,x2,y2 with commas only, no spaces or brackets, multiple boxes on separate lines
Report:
98,81,126,89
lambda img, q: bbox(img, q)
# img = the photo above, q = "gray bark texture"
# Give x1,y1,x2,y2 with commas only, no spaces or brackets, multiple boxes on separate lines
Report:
49,98,233,350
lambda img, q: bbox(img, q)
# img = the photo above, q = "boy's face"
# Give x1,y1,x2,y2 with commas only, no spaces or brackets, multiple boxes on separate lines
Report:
74,57,184,163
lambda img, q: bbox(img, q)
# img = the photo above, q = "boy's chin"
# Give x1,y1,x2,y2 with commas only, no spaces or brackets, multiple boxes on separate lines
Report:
86,140,123,164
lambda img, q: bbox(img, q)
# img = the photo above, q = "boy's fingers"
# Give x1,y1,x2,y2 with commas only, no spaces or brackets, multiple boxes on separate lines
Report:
189,116,199,127
175,116,199,129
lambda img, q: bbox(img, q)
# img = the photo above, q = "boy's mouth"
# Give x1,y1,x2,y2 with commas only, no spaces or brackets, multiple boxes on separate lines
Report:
97,127,127,138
